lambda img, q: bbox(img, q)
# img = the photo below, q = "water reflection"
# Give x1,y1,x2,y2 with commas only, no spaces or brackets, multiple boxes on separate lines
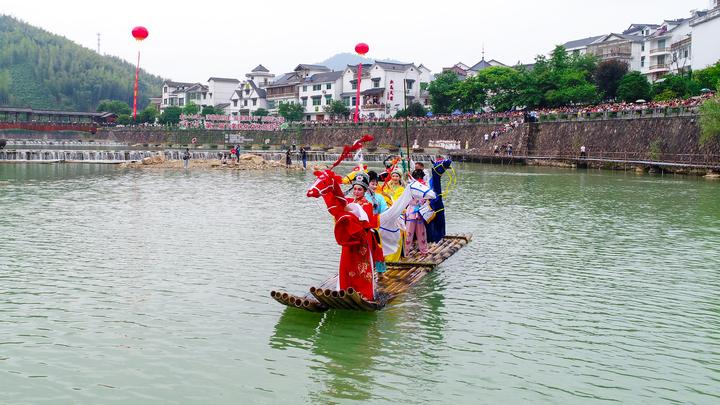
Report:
270,272,448,402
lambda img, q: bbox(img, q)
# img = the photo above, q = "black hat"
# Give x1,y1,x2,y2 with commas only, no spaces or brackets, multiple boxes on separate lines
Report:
352,172,370,190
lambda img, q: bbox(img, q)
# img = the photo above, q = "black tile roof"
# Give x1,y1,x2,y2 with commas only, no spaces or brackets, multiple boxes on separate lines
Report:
208,77,240,82
562,35,605,49
304,71,344,83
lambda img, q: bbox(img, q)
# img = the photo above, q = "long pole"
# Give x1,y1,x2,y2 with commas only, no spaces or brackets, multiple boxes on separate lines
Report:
404,76,410,168
354,63,363,123
133,50,140,121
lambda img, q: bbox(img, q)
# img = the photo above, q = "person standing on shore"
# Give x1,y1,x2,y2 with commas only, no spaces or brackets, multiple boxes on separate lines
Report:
300,147,307,170
285,149,292,167
580,145,587,159
182,148,190,169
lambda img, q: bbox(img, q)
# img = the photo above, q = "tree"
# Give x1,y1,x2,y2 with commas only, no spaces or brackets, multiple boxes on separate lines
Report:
617,71,651,102
427,71,460,114
516,47,599,108
475,66,523,111
158,106,182,125
278,102,304,121
699,91,720,146
653,88,678,101
183,102,200,115
652,73,701,100
693,62,720,90
324,100,349,119
253,108,269,117
97,99,131,115
455,74,488,112
594,60,629,100
139,106,157,124
201,105,224,115
396,101,428,118
116,114,131,125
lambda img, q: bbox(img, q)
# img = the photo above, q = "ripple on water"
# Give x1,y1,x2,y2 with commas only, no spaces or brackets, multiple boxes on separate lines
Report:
1,163,719,403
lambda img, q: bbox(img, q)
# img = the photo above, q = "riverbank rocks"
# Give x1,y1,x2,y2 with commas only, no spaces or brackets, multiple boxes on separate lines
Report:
705,170,720,179
119,153,302,171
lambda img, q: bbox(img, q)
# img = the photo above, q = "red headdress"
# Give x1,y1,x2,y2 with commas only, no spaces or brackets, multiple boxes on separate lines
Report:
329,134,374,170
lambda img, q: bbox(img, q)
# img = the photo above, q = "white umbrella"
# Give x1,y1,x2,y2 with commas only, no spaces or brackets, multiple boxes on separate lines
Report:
635,99,647,103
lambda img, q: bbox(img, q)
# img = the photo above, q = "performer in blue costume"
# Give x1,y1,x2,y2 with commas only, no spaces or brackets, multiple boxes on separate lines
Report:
426,158,452,243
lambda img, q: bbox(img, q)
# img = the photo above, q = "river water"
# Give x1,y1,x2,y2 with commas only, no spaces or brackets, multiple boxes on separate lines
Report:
1,163,718,404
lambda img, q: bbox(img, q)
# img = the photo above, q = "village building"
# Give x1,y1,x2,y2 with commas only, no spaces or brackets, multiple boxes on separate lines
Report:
265,64,330,114
342,61,429,119
298,70,344,121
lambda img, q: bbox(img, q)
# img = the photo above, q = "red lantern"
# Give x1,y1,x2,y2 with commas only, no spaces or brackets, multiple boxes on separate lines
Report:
355,42,369,56
132,26,149,41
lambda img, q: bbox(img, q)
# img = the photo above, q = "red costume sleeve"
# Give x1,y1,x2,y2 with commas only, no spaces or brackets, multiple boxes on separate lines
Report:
334,214,365,246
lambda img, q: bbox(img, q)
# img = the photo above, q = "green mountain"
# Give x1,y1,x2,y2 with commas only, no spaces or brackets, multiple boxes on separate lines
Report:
0,15,164,112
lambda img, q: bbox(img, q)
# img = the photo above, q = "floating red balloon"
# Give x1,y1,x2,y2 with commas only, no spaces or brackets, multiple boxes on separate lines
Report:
355,42,369,56
132,26,149,41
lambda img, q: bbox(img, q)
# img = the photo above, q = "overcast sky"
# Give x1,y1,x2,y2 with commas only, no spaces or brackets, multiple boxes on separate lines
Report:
2,0,714,81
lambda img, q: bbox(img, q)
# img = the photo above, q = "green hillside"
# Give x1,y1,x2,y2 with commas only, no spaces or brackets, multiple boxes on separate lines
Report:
0,15,164,111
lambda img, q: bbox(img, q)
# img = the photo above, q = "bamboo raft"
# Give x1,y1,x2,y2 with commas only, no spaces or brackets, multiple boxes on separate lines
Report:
270,234,472,312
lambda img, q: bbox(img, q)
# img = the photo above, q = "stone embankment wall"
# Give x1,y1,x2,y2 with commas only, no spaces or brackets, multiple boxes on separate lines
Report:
3,117,718,161
528,116,719,158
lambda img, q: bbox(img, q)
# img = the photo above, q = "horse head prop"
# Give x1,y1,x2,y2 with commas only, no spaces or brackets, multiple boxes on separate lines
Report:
307,169,343,198
406,177,437,201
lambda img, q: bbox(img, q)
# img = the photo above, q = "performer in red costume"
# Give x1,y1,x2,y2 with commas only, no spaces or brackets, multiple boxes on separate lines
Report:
306,135,378,300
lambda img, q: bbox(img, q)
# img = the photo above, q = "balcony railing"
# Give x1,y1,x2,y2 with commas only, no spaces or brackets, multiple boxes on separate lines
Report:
649,64,669,71
362,104,386,110
650,47,670,55
600,52,632,59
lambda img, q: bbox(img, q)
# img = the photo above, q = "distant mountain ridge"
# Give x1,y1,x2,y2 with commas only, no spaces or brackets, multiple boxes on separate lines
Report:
0,15,164,111
317,52,408,71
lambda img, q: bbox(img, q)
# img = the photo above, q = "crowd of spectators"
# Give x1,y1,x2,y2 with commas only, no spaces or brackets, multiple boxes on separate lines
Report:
295,92,715,127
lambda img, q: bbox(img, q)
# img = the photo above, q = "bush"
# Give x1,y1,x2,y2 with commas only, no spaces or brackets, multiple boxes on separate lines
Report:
699,95,720,145
548,114,557,121
591,112,603,119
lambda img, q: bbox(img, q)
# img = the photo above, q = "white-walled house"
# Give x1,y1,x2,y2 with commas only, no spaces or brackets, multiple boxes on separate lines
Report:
265,64,330,113
690,3,720,71
298,71,344,121
562,35,607,56
559,4,719,82
160,80,197,110
207,77,240,108
245,64,275,88
342,61,426,119
418,64,433,108
229,81,268,116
